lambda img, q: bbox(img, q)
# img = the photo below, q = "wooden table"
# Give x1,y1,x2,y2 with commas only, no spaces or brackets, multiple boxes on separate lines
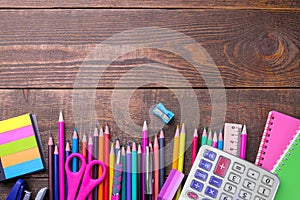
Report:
0,0,299,198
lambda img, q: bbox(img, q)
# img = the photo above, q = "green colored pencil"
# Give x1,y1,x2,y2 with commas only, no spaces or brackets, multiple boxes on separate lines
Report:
207,128,213,146
201,126,207,146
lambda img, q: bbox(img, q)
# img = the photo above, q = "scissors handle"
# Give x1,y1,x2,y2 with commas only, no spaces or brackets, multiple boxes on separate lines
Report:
76,160,106,200
65,153,87,200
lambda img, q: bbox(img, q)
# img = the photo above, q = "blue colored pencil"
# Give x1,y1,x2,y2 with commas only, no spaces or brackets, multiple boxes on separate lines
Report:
218,128,224,150
159,129,165,189
54,144,59,200
72,128,78,172
65,141,71,198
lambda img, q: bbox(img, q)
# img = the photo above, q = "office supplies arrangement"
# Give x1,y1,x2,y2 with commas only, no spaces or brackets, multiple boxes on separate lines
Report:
0,114,45,181
65,153,106,200
255,110,300,171
152,102,174,124
271,131,300,199
179,145,280,200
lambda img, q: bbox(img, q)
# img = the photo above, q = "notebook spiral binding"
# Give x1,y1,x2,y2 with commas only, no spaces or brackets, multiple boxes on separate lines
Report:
272,131,300,172
255,111,274,167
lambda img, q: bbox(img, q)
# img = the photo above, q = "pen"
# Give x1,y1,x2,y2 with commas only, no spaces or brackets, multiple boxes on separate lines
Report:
218,128,223,150
112,151,122,200
212,131,218,148
201,126,207,146
191,128,198,165
240,124,247,159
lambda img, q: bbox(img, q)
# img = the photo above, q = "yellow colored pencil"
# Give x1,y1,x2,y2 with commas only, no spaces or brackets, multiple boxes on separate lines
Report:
109,142,115,200
175,123,186,200
172,125,180,169
98,126,104,199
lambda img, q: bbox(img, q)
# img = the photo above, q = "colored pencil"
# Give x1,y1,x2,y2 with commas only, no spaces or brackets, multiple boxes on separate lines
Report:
240,124,247,159
58,111,65,200
72,128,78,172
82,132,87,162
65,141,71,198
109,143,115,200
121,146,126,200
159,129,165,190
137,144,142,200
175,123,186,200
132,141,137,200
153,134,159,200
191,128,198,166
93,127,99,200
88,134,93,200
212,131,218,148
98,126,104,199
104,123,110,200
145,146,152,200
48,135,54,200
201,126,207,146
172,125,180,169
126,143,132,200
112,151,122,200
207,128,213,146
115,138,120,159
142,120,148,200
218,128,223,150
54,144,59,200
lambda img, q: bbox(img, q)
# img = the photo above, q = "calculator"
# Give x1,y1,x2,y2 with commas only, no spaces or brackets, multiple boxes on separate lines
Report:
179,145,280,200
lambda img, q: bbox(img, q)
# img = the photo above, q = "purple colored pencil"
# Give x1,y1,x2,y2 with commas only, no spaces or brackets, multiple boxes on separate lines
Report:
142,121,148,200
126,143,132,200
54,144,59,200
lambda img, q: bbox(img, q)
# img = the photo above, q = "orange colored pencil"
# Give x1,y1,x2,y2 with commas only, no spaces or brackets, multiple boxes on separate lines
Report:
82,132,87,162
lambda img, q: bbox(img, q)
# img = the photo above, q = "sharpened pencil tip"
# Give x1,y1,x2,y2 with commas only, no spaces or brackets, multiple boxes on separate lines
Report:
59,111,63,122
143,120,147,131
159,129,164,138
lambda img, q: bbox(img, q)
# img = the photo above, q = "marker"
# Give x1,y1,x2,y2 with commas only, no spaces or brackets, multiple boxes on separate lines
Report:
212,131,218,148
240,125,247,159
207,128,213,146
201,126,207,146
218,129,224,150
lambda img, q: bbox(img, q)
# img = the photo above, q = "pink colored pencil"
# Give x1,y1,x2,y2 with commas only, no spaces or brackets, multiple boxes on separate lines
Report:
58,111,65,200
153,134,159,200
240,125,247,159
82,132,87,162
191,128,198,166
88,134,93,200
212,131,218,148
142,121,148,200
104,123,110,200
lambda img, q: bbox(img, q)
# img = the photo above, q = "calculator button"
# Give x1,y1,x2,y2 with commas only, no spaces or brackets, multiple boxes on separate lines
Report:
247,169,260,180
232,162,245,174
214,156,231,177
190,180,204,192
204,150,217,161
258,186,270,197
195,169,208,181
228,173,241,184
243,179,256,191
205,186,218,198
261,175,274,187
199,159,213,171
223,183,236,194
239,189,251,200
254,196,266,200
220,193,233,200
186,191,199,199
209,176,222,188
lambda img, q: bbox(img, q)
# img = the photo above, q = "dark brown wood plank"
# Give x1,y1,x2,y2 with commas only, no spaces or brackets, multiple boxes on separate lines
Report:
0,9,299,88
0,88,299,198
0,0,299,8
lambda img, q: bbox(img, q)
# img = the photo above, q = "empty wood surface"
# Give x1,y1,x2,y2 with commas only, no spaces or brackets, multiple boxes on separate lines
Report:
0,0,299,8
0,1,299,199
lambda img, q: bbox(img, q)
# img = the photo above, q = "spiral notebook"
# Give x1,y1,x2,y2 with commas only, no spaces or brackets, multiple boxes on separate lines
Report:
272,131,300,199
255,110,300,171
0,114,45,181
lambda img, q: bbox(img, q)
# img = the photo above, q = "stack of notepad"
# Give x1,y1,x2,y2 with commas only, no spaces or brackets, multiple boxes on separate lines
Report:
0,114,45,181
255,110,300,199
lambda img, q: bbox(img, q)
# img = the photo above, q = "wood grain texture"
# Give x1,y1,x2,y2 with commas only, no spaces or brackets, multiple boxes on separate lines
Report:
0,0,299,8
0,9,299,88
0,88,299,198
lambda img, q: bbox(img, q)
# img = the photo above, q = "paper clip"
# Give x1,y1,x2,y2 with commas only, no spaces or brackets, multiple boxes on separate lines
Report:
152,103,174,124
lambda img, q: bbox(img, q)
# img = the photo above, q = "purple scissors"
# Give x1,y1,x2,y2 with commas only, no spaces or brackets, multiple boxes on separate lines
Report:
65,153,106,200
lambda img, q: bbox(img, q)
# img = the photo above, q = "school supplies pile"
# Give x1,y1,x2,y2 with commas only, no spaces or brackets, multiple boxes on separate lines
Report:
0,114,45,181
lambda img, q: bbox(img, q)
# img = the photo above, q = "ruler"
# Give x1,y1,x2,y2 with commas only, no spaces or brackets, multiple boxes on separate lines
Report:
223,123,242,156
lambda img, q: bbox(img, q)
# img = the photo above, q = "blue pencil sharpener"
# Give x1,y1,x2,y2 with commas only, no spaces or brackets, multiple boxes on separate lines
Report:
152,103,174,124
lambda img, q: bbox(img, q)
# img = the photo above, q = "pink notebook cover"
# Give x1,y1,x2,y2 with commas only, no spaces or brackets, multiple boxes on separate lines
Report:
255,111,300,171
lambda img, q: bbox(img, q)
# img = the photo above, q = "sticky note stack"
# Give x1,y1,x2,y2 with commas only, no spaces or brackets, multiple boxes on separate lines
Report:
0,114,45,181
